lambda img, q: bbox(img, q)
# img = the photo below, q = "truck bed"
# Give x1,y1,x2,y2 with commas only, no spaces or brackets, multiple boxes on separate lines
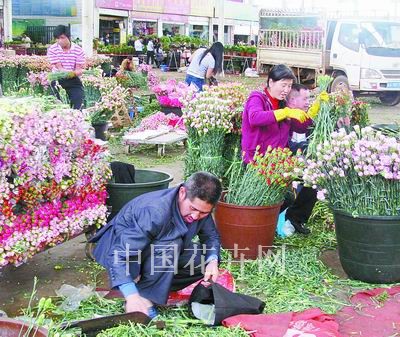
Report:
257,29,327,71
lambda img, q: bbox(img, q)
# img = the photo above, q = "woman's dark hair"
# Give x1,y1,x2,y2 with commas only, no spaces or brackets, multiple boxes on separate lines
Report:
267,64,296,87
184,171,222,205
53,25,71,39
199,41,224,74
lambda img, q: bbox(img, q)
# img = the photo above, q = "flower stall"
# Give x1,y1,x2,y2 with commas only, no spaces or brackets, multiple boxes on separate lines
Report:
0,97,111,267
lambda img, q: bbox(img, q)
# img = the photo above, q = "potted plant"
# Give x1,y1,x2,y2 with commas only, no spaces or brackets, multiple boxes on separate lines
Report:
89,107,113,141
215,147,303,259
303,126,400,283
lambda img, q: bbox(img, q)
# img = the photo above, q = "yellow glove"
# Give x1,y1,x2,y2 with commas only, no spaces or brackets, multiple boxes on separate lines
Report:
307,100,320,119
274,108,309,123
319,90,330,102
307,91,329,119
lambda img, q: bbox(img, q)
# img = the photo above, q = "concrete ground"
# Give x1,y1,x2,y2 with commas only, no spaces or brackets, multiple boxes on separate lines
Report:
0,74,399,317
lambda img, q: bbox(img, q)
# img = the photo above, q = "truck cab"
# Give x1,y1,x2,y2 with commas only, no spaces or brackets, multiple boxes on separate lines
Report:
257,9,400,105
329,19,400,105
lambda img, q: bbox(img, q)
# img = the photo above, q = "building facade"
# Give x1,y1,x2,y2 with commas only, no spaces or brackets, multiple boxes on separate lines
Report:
9,0,259,45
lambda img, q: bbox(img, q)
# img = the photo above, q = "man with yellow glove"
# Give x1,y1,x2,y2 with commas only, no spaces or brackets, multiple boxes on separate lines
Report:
283,84,323,235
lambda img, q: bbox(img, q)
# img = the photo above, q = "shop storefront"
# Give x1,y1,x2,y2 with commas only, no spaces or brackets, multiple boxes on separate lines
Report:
188,17,209,40
96,0,131,44
99,15,127,45
162,22,184,36
132,20,156,36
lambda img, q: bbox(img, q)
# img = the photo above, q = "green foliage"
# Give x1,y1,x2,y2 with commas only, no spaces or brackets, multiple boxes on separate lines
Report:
98,43,135,55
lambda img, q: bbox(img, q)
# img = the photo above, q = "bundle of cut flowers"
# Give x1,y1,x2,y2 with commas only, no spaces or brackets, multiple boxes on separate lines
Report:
307,75,334,158
303,126,400,216
0,97,110,267
225,146,304,206
204,82,248,134
350,100,370,127
181,89,235,178
85,55,112,69
27,71,50,93
91,84,129,124
152,79,194,108
48,69,98,82
137,63,153,74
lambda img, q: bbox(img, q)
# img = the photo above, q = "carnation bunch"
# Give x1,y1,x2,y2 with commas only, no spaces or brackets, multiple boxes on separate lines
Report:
182,90,234,134
303,126,400,216
226,146,304,206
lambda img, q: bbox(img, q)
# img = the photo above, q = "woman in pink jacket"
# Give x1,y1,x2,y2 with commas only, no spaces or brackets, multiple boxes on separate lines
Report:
241,64,312,164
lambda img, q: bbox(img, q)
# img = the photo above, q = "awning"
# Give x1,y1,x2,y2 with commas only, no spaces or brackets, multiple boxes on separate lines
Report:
99,8,129,17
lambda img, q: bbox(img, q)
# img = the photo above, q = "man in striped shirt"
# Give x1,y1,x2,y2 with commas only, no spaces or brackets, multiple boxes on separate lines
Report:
47,25,85,110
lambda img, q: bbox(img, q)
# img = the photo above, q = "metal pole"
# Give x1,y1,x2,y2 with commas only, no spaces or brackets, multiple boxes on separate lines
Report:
82,0,94,57
3,0,12,41
217,0,224,43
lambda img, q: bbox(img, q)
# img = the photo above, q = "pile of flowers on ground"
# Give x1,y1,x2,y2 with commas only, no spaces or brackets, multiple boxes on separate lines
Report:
303,126,400,216
0,97,111,267
152,79,193,108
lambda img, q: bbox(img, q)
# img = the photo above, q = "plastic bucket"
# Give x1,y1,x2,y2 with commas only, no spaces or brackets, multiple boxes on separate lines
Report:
215,196,282,260
106,169,173,220
334,209,400,283
0,318,48,337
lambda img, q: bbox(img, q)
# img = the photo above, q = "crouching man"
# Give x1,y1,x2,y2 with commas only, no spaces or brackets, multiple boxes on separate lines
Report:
90,172,222,316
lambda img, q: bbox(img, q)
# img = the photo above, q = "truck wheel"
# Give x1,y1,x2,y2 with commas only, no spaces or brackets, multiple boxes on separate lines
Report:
330,75,350,93
379,92,400,106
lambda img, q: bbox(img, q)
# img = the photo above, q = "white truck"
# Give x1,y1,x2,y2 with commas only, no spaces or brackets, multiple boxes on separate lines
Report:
257,9,400,105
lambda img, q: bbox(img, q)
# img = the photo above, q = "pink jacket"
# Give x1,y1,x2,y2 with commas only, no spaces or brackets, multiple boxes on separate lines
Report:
241,91,312,163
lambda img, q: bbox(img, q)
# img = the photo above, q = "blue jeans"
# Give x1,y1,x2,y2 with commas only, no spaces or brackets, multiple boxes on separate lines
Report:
185,74,205,92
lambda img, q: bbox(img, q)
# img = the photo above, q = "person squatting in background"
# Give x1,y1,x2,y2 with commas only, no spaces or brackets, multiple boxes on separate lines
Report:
185,41,224,91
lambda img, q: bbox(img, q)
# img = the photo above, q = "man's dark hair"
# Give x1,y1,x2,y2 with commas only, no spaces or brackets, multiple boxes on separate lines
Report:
291,83,308,93
287,83,309,101
53,25,71,39
184,172,222,205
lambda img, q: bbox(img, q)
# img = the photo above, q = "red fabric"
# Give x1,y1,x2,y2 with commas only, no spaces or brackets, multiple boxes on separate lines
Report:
166,269,235,306
223,312,292,337
264,88,280,110
336,286,400,337
223,308,342,337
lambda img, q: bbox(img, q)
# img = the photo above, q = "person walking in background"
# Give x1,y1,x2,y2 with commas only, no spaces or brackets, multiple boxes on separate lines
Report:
134,36,144,56
103,33,110,46
146,37,155,66
47,25,85,110
185,41,224,92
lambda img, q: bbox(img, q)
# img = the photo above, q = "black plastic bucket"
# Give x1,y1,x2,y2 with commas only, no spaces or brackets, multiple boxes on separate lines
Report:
333,209,400,283
92,122,108,141
106,169,173,220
